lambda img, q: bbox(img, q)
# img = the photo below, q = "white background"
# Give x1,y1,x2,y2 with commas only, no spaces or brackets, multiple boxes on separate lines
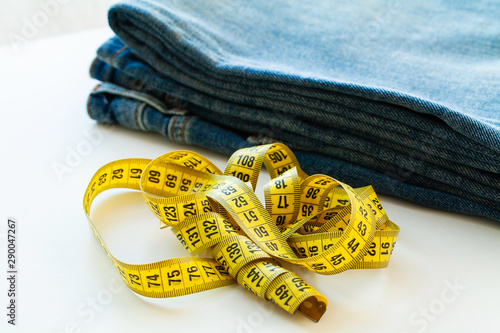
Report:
1,26,499,333
0,0,118,46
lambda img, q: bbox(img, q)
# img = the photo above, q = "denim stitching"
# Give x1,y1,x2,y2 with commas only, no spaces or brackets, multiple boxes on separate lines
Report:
168,115,177,141
86,94,94,118
89,57,99,77
110,46,127,66
134,102,144,130
180,116,191,144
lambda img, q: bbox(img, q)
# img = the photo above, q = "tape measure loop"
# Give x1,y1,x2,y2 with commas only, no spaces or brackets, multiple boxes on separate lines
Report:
83,143,400,322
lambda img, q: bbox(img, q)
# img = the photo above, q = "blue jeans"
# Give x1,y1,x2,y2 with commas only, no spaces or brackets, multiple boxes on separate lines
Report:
87,0,500,220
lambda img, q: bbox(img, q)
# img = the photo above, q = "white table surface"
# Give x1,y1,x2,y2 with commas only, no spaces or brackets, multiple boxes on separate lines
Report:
1,28,499,333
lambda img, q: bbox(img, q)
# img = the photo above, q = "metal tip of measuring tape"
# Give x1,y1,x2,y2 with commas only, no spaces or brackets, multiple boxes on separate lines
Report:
298,296,327,323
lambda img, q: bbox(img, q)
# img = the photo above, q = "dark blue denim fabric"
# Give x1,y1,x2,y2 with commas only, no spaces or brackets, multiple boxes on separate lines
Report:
87,0,500,220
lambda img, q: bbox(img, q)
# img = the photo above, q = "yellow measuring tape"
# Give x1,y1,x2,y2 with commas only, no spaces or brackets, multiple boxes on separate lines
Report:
83,143,399,322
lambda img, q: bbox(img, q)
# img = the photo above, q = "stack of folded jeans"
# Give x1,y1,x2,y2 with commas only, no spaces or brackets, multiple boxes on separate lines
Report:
87,0,500,220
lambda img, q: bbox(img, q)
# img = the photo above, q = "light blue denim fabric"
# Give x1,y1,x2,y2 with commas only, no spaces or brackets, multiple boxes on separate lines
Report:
87,82,500,221
87,0,500,220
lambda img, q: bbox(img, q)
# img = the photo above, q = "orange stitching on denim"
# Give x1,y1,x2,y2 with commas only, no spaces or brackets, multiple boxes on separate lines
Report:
180,116,192,144
87,84,102,117
110,46,127,65
168,115,178,141
89,58,99,77
92,83,102,92
86,94,94,118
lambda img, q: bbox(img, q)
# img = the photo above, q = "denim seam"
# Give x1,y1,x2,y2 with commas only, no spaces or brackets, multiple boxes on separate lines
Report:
94,82,187,116
110,45,128,66
134,102,146,131
87,85,101,118
86,94,93,118
168,115,177,141
89,57,99,78
180,116,191,144
138,102,148,131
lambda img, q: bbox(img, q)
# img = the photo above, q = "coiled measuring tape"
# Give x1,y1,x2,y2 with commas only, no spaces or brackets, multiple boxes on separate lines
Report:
83,143,400,322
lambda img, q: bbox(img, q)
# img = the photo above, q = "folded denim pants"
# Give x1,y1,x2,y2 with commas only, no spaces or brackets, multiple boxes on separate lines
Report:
87,0,500,220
